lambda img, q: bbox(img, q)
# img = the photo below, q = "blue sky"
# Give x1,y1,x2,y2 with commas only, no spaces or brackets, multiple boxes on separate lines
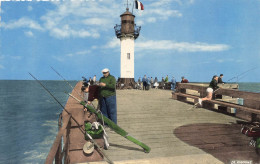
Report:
0,0,260,82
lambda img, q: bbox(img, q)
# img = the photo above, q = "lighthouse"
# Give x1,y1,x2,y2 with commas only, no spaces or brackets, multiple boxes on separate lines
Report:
114,7,141,89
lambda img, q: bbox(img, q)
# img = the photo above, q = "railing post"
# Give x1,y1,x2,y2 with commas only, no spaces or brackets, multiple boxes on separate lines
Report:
64,116,71,164
55,113,63,164
178,84,187,102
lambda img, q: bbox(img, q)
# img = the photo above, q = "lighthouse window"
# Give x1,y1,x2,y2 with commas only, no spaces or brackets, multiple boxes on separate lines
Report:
122,20,134,24
127,53,130,59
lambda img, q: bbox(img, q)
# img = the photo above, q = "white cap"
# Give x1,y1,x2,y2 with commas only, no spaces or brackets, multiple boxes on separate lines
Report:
101,68,110,73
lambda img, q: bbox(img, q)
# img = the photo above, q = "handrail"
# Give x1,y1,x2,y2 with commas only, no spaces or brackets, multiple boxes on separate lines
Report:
177,83,260,101
174,83,260,122
215,88,260,101
45,116,71,164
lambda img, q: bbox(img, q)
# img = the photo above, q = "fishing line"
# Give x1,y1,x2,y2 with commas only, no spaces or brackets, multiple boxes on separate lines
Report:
50,66,100,111
29,72,84,133
50,66,83,99
186,67,257,110
226,66,258,83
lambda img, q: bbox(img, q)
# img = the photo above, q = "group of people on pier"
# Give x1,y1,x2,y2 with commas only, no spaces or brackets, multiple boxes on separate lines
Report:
138,75,189,91
83,73,191,92
81,67,225,125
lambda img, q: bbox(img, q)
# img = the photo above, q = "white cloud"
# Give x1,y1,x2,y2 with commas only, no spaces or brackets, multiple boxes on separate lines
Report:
28,6,33,11
134,0,183,24
2,17,43,30
141,9,182,19
52,56,65,62
0,64,5,69
216,59,224,63
11,56,22,60
147,17,156,23
236,59,243,63
1,0,189,39
50,25,99,39
66,50,91,57
168,0,195,5
91,46,98,49
103,38,120,48
83,18,111,26
25,31,34,37
135,20,144,26
149,0,173,7
135,40,230,52
40,1,120,39
104,38,229,53
188,0,195,4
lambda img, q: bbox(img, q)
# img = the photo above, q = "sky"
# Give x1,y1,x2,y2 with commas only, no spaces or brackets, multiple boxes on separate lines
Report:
0,0,260,82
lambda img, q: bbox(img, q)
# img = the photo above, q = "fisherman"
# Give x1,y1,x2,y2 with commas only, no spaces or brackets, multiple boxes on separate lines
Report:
218,74,224,84
153,77,159,89
138,77,141,84
161,77,165,89
150,77,154,89
165,75,169,83
88,77,93,85
99,68,117,124
198,75,219,105
147,77,151,90
81,82,89,103
171,76,176,91
142,75,148,90
93,75,97,85
181,76,189,83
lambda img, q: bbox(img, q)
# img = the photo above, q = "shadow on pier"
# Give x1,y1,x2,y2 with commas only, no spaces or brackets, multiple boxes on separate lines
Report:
174,123,260,163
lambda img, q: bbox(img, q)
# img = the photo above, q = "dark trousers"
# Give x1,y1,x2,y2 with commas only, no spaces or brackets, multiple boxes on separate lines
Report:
143,82,147,90
100,95,117,124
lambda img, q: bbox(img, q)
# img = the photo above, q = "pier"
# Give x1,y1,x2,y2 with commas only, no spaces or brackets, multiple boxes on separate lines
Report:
46,82,260,163
90,87,259,163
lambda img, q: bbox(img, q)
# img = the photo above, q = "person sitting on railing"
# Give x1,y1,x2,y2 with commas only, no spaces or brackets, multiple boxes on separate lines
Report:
198,75,219,105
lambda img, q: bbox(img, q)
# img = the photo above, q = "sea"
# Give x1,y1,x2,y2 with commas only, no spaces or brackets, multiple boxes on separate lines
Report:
0,80,259,164
0,80,77,164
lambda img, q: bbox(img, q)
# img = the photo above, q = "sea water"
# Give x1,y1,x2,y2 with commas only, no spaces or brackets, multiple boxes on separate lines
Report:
0,80,77,164
0,81,259,163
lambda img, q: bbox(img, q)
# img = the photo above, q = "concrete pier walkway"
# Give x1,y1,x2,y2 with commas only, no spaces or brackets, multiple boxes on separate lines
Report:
88,89,259,164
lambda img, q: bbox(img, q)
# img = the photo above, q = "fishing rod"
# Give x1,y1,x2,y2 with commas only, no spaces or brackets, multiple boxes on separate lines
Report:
28,73,114,164
50,68,151,152
66,92,151,153
226,66,258,83
50,66,83,99
189,67,258,110
51,66,101,111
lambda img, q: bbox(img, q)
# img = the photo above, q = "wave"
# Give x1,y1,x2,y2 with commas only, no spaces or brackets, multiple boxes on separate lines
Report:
22,119,58,164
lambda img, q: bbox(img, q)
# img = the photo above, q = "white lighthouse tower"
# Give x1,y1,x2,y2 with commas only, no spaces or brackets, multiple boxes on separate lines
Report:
114,7,141,89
